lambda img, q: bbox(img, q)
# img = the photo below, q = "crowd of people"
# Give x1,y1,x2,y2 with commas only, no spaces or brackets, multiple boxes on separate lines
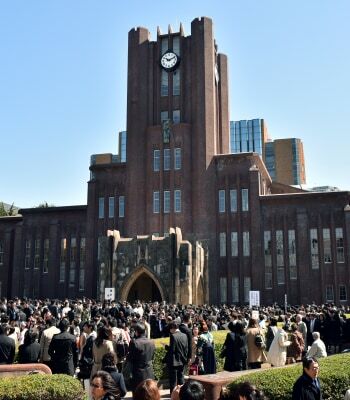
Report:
0,297,350,399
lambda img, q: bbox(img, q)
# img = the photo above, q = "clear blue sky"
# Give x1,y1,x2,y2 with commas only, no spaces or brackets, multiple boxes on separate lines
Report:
1,1,349,208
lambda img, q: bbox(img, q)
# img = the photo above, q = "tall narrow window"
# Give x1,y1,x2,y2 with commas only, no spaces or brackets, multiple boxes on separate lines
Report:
174,190,181,213
174,148,181,170
288,230,297,279
161,70,168,96
323,228,332,263
242,189,249,211
173,109,180,123
172,36,180,55
173,71,180,96
98,197,104,219
164,149,171,171
119,196,125,218
79,237,86,291
119,131,127,162
43,239,49,273
220,277,227,303
153,191,160,214
243,232,250,256
339,285,347,301
336,228,345,263
60,238,67,282
160,111,169,123
276,230,285,284
264,231,272,289
109,197,115,218
219,232,226,257
244,277,251,303
24,240,31,269
154,149,160,171
230,189,237,212
0,241,3,265
218,190,225,213
34,239,40,269
164,191,170,213
310,228,319,269
231,232,238,257
326,285,334,302
232,277,239,303
70,237,77,287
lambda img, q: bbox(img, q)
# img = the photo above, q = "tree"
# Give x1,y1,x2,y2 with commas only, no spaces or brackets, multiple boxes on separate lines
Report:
0,202,16,216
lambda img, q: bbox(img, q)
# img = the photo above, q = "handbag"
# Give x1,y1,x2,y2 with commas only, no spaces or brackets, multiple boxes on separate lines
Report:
122,359,133,390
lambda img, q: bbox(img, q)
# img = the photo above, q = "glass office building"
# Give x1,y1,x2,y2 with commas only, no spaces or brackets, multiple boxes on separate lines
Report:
230,119,267,157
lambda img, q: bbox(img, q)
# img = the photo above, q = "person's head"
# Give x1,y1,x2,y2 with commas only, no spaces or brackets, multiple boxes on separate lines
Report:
58,318,70,332
302,357,320,380
229,381,268,400
234,321,245,336
228,321,235,332
23,328,38,346
179,380,205,400
90,371,120,400
134,322,146,337
83,320,96,334
95,325,112,347
133,379,160,400
290,323,298,332
101,352,117,370
168,321,178,333
200,322,208,333
296,314,302,323
192,325,199,337
312,331,320,341
248,318,258,329
269,317,278,327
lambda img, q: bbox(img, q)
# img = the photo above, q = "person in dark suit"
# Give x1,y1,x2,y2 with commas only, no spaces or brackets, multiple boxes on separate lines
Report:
48,318,78,375
292,357,322,400
17,329,40,363
179,313,192,366
306,313,321,347
165,321,188,394
102,352,127,398
0,323,15,364
127,322,155,393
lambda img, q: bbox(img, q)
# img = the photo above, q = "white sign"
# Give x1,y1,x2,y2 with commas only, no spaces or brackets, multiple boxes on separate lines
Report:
249,290,260,308
104,288,115,301
251,310,259,320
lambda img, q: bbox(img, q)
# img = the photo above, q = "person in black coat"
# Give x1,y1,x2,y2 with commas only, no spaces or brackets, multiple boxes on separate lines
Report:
102,352,127,398
179,313,193,365
18,329,40,364
292,357,323,400
223,321,247,372
165,321,188,394
0,323,15,364
48,318,78,375
126,322,155,393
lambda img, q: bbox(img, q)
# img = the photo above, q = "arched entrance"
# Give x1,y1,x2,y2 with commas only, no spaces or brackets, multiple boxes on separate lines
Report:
120,266,165,302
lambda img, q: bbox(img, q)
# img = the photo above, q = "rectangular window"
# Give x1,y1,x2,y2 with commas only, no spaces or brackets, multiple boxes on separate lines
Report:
160,111,169,123
276,230,285,284
0,241,3,265
161,70,168,96
264,231,272,289
34,239,40,269
173,71,180,96
310,228,319,269
339,285,347,301
243,231,250,257
24,240,31,269
164,190,170,213
69,237,77,287
60,238,67,282
336,228,345,263
153,149,160,171
153,191,160,213
288,230,297,280
164,149,171,171
231,232,238,257
326,285,334,302
220,277,227,303
174,190,181,213
173,109,180,124
323,228,332,263
79,237,86,291
232,277,239,303
43,239,49,273
108,197,115,218
172,36,180,55
119,196,125,218
98,197,104,219
119,131,127,162
174,148,181,170
219,232,226,257
218,190,225,213
242,188,249,211
230,189,237,212
244,277,251,303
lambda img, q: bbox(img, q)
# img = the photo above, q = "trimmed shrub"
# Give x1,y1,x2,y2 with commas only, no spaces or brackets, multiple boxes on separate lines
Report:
227,353,350,400
0,374,86,400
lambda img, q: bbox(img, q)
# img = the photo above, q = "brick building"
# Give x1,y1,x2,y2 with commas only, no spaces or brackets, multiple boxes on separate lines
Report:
0,17,349,305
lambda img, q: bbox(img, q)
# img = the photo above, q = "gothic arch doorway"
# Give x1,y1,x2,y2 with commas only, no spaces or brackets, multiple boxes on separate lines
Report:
120,266,164,302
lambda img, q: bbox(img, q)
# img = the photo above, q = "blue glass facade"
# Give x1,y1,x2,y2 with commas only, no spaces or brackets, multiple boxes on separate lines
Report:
230,119,264,156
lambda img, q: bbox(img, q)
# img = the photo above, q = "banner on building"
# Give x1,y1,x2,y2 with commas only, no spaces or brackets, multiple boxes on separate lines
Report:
249,290,260,308
105,287,115,301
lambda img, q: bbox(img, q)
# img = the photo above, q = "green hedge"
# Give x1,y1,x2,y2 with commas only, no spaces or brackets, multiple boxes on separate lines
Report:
153,330,227,380
0,374,87,400
227,353,350,400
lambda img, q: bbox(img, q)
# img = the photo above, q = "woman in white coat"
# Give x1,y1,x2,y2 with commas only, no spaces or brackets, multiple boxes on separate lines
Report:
266,327,291,367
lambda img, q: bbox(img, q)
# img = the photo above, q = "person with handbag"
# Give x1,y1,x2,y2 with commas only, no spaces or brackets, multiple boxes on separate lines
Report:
223,321,247,372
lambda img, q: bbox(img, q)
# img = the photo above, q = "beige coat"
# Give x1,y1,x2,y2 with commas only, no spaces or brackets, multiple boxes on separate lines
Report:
91,339,115,377
39,325,60,362
246,327,267,364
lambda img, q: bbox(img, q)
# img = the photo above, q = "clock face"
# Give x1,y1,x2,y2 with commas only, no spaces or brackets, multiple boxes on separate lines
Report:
160,51,180,71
